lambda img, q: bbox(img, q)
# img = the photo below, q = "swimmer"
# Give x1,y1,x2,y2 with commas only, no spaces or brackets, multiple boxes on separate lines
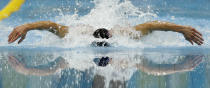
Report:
8,21,204,45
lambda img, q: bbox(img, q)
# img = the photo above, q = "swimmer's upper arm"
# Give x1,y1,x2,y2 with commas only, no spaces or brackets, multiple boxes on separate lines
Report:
134,21,184,36
134,22,152,36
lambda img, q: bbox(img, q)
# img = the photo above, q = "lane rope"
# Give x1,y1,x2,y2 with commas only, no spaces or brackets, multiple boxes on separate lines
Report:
0,0,25,21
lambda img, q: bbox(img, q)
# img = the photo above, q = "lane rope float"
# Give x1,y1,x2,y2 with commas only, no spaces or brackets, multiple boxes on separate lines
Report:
0,0,25,21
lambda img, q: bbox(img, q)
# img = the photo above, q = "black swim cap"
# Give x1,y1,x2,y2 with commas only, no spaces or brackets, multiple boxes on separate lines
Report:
93,28,110,39
93,57,110,67
98,57,110,67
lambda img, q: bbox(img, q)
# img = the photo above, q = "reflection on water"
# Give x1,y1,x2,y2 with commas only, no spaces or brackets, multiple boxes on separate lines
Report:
0,48,209,88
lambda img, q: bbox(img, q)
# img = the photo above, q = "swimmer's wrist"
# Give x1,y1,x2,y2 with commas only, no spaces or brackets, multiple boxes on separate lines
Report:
176,26,188,34
179,26,192,34
177,28,185,34
24,26,31,32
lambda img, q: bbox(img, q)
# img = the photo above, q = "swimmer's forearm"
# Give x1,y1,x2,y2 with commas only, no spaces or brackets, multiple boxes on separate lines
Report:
135,21,187,35
23,21,69,38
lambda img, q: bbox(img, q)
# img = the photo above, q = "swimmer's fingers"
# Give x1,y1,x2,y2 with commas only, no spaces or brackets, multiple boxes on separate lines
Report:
18,34,26,44
183,27,204,45
185,34,194,45
192,28,202,36
192,36,203,45
191,32,203,45
8,29,20,43
192,32,204,41
192,32,204,45
8,31,21,44
190,38,201,45
191,28,203,45
188,40,194,45
8,30,15,40
8,30,17,43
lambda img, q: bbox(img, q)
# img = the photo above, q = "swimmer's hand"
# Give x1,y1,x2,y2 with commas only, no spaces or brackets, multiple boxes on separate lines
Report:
8,25,28,44
181,27,204,45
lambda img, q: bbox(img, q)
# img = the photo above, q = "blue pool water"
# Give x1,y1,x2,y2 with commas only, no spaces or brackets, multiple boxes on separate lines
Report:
0,0,210,88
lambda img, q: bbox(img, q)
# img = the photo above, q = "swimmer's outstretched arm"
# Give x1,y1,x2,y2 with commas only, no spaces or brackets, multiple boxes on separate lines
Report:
8,55,69,76
8,21,69,44
134,21,204,45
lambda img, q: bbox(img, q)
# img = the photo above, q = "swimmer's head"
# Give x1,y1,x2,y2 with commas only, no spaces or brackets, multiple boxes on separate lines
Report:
93,28,112,39
93,57,111,67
